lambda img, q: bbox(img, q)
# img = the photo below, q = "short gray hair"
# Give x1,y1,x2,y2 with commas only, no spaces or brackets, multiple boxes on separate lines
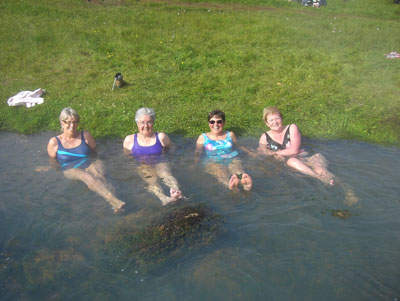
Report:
135,107,155,123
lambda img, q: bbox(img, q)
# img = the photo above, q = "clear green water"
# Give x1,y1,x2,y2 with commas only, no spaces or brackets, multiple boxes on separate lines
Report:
1,132,399,300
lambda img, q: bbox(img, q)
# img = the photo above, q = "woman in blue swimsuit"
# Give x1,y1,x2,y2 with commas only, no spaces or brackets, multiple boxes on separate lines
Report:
195,110,253,191
123,108,183,205
258,106,358,204
46,108,125,212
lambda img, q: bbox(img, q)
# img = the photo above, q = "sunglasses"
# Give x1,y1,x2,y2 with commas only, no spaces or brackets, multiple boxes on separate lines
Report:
209,120,223,125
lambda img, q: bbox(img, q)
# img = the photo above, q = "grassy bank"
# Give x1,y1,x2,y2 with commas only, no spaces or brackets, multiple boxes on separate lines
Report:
0,0,399,144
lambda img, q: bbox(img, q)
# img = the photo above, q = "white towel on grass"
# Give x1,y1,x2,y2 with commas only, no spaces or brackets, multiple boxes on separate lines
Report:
7,88,45,108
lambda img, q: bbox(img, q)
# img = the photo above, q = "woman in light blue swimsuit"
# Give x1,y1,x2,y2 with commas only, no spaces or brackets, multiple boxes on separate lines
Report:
195,110,253,191
46,107,125,212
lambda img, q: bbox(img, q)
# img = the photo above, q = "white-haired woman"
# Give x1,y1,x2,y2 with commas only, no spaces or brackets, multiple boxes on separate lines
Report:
46,107,126,212
123,108,183,205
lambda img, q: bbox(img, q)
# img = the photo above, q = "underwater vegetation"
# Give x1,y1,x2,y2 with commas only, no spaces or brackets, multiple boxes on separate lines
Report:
23,248,86,286
103,203,226,271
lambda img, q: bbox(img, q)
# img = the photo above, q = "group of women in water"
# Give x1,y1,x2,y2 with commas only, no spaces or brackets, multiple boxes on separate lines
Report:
43,106,356,213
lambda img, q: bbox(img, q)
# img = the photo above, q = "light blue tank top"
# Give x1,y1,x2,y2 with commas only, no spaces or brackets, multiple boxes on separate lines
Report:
202,131,238,160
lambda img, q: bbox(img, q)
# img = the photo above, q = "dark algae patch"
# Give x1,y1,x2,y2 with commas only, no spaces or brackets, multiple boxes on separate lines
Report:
103,203,226,271
23,248,86,286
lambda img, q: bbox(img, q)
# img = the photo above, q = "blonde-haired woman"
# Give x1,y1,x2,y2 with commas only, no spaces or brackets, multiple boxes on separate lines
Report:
46,107,125,212
259,106,358,204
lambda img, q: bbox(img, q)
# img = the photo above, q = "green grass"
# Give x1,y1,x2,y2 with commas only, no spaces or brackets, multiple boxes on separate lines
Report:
0,0,399,145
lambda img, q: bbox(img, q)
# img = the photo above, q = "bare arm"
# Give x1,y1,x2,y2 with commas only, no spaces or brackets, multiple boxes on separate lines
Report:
258,133,274,156
273,124,302,156
158,132,172,148
230,131,257,158
36,137,59,171
194,134,204,164
47,137,58,158
123,134,134,154
258,133,286,161
83,131,96,150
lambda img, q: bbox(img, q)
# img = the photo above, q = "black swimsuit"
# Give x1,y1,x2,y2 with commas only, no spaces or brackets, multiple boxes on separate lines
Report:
265,125,291,151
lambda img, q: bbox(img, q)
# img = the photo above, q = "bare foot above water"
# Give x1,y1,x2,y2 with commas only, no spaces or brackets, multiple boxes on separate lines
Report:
170,188,183,200
228,174,240,190
320,174,335,186
241,173,253,191
113,201,126,214
161,188,183,206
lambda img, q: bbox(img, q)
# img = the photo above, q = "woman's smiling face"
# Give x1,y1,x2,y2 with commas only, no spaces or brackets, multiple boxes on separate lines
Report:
61,117,79,135
137,114,154,135
266,113,283,131
208,115,225,134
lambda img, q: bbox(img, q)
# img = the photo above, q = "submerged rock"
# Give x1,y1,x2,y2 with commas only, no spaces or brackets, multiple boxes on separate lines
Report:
330,209,352,220
103,204,225,270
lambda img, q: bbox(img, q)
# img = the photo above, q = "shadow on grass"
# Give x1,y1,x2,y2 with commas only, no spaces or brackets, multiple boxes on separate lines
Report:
170,128,188,136
229,126,246,136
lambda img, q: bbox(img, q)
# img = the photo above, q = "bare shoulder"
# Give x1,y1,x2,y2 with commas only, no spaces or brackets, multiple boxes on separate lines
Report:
289,124,301,134
82,130,94,140
158,132,171,147
196,133,205,144
123,134,134,143
48,136,58,146
47,136,58,158
259,132,267,144
83,130,96,149
123,134,135,150
157,132,168,140
290,123,299,129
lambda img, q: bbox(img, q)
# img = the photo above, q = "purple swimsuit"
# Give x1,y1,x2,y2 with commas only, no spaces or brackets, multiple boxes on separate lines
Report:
131,133,164,164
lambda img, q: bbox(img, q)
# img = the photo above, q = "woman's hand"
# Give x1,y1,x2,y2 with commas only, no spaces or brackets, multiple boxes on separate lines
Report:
273,154,286,162
257,145,274,156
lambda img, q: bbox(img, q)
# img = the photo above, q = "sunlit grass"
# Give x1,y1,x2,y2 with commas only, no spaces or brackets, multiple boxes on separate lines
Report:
0,0,399,144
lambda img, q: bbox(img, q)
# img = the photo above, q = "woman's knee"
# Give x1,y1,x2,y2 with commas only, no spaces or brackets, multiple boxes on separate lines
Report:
286,157,298,167
85,174,98,189
310,153,327,165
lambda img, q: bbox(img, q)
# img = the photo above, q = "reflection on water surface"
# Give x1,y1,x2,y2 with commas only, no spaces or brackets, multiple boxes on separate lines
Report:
1,132,400,300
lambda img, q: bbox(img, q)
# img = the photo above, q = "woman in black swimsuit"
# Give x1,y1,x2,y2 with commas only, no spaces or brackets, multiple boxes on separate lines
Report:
258,106,358,204
259,106,334,184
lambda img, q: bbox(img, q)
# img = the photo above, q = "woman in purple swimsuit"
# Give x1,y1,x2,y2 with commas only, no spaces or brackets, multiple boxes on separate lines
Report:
44,108,125,213
258,106,358,205
123,108,183,205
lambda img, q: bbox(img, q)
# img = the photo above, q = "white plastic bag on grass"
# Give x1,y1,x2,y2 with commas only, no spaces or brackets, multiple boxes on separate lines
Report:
7,88,45,108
